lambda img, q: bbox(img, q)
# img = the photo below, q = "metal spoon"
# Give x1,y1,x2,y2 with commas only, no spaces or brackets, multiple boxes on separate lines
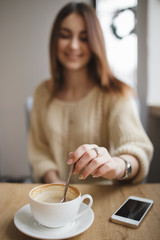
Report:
61,163,75,203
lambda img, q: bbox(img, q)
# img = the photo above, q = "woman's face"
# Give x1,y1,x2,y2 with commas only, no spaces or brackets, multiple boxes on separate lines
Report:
57,13,91,71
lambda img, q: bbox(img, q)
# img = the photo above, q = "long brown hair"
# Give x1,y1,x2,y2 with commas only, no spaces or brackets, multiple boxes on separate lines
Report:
49,2,132,96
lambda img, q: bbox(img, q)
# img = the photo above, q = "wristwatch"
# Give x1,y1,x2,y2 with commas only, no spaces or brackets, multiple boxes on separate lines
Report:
119,156,132,179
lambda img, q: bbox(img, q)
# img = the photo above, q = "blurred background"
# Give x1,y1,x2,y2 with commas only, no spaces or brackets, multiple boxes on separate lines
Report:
0,0,159,183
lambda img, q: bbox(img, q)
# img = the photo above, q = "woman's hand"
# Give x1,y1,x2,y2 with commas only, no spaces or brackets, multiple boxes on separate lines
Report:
67,144,126,180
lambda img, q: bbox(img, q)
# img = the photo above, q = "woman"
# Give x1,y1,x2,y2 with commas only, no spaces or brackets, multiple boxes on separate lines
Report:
29,2,153,184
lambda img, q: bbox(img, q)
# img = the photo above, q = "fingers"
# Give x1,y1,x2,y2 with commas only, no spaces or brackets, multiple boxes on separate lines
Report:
67,144,98,165
92,161,117,179
67,145,114,180
78,156,107,180
73,148,101,174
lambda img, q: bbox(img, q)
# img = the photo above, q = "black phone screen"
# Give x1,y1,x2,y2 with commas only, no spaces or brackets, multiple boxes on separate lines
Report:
115,199,151,221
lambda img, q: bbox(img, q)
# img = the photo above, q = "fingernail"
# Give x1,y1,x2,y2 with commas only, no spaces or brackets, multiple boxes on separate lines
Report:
92,174,97,178
79,175,84,180
67,159,73,164
73,169,77,175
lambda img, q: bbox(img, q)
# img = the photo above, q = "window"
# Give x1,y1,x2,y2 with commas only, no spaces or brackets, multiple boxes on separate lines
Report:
95,0,137,89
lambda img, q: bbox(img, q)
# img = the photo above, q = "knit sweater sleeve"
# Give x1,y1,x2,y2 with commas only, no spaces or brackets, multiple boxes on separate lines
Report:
108,94,154,183
28,81,57,182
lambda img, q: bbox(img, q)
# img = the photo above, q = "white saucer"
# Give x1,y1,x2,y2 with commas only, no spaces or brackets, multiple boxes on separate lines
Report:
14,203,94,239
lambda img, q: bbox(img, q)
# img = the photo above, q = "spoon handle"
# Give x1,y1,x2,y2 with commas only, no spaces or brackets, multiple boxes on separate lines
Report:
61,163,75,202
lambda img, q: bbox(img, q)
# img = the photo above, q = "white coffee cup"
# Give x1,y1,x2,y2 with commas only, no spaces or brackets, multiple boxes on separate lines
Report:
29,183,93,228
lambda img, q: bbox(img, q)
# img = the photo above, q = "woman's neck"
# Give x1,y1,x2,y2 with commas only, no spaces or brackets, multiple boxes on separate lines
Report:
56,68,96,102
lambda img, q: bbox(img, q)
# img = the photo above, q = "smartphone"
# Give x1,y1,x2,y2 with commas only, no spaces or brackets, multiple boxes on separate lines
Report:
110,196,153,228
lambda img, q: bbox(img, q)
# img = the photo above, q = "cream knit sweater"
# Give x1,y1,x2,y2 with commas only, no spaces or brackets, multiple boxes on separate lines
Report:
28,81,153,184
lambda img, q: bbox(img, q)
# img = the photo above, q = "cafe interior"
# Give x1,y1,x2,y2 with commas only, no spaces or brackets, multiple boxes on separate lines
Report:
0,0,160,240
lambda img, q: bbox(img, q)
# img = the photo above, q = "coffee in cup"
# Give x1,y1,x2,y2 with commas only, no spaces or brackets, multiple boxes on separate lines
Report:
29,183,93,228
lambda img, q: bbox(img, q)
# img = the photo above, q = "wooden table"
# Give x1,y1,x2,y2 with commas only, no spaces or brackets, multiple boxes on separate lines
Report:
0,183,160,240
